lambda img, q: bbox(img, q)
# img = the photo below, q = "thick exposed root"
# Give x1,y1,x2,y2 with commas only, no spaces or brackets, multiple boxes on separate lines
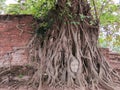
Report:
27,0,120,90
0,66,35,89
28,22,120,90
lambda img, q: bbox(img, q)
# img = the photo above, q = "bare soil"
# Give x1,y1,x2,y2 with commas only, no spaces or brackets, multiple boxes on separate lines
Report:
0,66,120,90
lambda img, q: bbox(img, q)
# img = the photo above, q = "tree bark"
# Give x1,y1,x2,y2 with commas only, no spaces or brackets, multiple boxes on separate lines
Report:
28,0,120,90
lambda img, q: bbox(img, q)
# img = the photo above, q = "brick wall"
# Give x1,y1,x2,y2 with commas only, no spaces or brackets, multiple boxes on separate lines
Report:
109,52,120,70
99,48,110,61
0,15,36,66
100,48,120,70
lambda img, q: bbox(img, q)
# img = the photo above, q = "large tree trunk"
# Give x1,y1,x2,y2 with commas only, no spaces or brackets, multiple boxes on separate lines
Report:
28,0,120,90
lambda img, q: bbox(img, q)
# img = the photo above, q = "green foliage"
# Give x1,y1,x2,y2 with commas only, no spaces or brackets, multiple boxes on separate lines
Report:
79,14,86,21
100,4,120,25
0,0,6,14
91,0,120,52
71,21,80,25
5,4,21,14
5,0,55,18
18,74,23,78
66,0,71,7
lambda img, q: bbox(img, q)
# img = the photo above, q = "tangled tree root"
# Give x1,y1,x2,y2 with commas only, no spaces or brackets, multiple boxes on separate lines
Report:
0,0,119,90
27,0,120,90
0,65,35,90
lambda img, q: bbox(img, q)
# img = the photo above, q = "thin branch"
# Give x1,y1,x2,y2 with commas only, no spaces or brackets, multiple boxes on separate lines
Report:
92,0,99,21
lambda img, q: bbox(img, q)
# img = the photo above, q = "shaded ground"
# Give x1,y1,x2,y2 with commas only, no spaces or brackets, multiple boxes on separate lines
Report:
0,65,119,90
0,66,35,90
0,86,34,90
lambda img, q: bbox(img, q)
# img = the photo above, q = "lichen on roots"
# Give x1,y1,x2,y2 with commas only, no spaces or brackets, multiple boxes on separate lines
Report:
27,0,120,90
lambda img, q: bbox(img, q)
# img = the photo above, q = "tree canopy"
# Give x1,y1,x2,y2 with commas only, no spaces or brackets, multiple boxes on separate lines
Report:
0,0,6,14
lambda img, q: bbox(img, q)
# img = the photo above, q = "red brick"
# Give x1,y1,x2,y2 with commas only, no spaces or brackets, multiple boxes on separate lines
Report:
0,15,37,66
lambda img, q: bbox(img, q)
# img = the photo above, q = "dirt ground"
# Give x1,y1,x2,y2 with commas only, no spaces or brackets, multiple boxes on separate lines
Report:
0,86,34,90
0,85,120,90
0,66,119,90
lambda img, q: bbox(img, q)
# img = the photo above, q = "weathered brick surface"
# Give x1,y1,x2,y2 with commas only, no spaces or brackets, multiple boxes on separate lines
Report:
100,48,120,70
109,52,120,61
0,15,36,66
99,48,110,60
